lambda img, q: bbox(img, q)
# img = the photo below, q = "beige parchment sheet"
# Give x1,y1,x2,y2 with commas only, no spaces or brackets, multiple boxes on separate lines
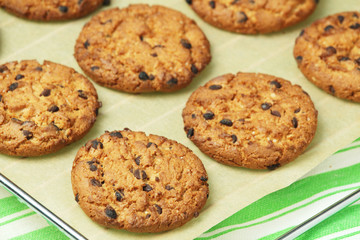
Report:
1,0,360,239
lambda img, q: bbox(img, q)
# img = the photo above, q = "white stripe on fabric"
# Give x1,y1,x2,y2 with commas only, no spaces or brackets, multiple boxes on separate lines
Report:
0,214,49,239
200,184,360,239
0,209,33,224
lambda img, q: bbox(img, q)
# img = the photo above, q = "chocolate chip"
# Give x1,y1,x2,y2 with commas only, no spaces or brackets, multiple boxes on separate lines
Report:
110,131,123,138
78,0,83,5
105,206,117,219
0,65,9,73
338,56,350,61
135,156,141,165
139,71,149,80
59,6,68,13
186,0,192,4
91,66,100,71
238,11,248,23
203,111,215,120
329,85,335,95
155,177,160,182
84,40,90,49
180,39,192,49
231,134,237,143
91,140,103,149
0,95,2,102
75,194,79,202
91,178,102,187
194,212,199,217
267,163,280,170
48,105,59,113
191,64,198,74
103,0,111,6
191,114,196,119
231,0,239,4
349,23,360,29
270,80,282,88
299,29,305,36
261,103,272,110
15,74,24,80
167,78,178,86
89,164,97,171
209,85,222,90
77,90,88,99
40,89,51,97
133,169,141,179
35,66,43,71
338,15,345,24
292,117,298,128
154,204,162,214
22,130,33,140
9,82,18,91
326,46,337,54
165,185,174,190
150,53,158,57
147,142,155,148
294,108,301,113
141,170,147,180
271,110,281,117
209,1,215,8
200,176,208,181
353,13,359,18
296,56,303,62
324,25,334,32
11,118,23,124
314,0,319,3
355,58,360,65
115,190,124,201
187,128,194,138
146,214,151,219
220,119,233,126
143,184,153,192
139,35,144,41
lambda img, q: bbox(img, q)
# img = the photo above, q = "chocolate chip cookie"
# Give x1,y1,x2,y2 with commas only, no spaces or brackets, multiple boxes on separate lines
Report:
71,129,209,232
186,0,318,34
74,4,211,93
0,60,101,156
294,11,360,102
182,72,318,169
0,0,106,21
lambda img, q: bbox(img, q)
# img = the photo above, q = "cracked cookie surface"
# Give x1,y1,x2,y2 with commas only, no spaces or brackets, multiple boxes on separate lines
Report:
0,0,105,21
186,0,317,34
294,11,360,102
0,60,100,156
182,72,317,169
71,129,209,232
74,4,211,93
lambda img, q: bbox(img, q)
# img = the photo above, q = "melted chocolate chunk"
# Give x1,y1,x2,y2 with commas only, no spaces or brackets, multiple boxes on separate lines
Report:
292,117,298,128
0,65,9,73
299,29,305,36
143,184,153,192
200,176,208,182
165,185,174,190
139,71,149,80
270,80,282,88
167,78,178,86
135,156,141,165
339,56,350,61
296,56,303,62
103,0,111,6
220,119,233,126
91,140,103,149
40,89,51,97
9,82,18,91
203,111,215,120
209,85,222,90
22,130,33,140
75,194,79,202
90,66,100,71
115,190,125,202
187,128,194,138
89,164,97,171
231,134,237,143
110,131,123,138
294,108,301,113
338,15,345,24
261,103,272,110
267,163,280,170
238,11,248,23
15,74,24,80
271,110,281,117
186,0,192,4
191,64,198,74
154,204,162,214
83,40,90,49
180,39,192,49
35,66,43,71
48,105,59,113
90,178,102,187
209,1,215,8
324,25,334,31
105,206,117,219
349,23,360,29
59,6,68,13
329,85,335,94
78,90,88,99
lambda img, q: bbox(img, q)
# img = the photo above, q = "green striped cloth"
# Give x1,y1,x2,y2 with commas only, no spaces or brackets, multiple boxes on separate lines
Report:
1,138,360,239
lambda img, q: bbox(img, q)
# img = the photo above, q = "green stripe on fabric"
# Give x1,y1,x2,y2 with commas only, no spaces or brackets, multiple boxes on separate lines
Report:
196,186,360,240
353,137,360,142
0,212,36,226
0,196,28,218
332,230,360,240
10,226,69,240
298,204,360,240
335,144,360,154
200,162,360,235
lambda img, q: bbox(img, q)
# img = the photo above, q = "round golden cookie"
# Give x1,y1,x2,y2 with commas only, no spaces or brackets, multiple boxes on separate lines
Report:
294,11,360,102
0,0,106,21
74,4,211,93
0,60,101,157
186,0,318,34
182,72,318,169
71,129,209,232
